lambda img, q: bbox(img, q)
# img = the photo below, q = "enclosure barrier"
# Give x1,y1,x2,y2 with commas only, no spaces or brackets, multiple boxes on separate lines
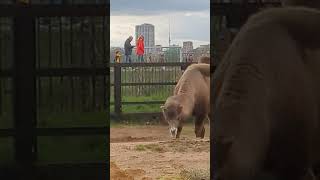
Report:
0,1,108,179
110,62,195,120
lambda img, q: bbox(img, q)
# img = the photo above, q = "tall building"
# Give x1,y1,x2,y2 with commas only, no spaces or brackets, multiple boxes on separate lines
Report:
135,23,155,54
182,41,194,61
182,41,193,53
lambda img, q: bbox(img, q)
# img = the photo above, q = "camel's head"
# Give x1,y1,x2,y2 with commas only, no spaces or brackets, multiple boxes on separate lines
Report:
161,97,184,138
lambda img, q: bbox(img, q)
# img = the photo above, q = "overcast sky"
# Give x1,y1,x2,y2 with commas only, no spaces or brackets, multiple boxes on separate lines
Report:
110,0,210,48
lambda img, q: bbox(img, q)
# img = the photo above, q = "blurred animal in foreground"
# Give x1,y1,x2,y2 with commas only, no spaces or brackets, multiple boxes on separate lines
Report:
196,5,320,180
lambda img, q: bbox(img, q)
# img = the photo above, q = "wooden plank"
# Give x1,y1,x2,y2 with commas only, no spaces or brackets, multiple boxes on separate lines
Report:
110,82,177,86
114,64,122,117
109,62,196,67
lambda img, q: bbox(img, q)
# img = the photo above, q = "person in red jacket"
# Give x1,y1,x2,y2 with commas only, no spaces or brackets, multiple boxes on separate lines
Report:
136,35,144,62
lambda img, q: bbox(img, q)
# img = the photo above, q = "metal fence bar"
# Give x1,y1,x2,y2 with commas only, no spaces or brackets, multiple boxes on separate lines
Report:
102,16,107,110
91,17,96,111
80,17,86,112
49,17,53,110
58,16,64,111
36,18,42,112
13,14,36,174
70,17,75,111
0,18,2,116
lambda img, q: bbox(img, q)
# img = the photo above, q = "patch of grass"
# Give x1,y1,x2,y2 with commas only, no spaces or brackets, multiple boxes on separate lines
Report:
135,144,146,151
179,168,210,180
122,95,166,102
110,95,166,113
144,144,165,152
134,144,165,152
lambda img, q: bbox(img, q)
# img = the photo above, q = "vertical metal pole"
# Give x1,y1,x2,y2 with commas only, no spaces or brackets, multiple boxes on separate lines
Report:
91,17,96,110
36,18,42,114
13,13,36,177
102,16,107,110
59,16,64,111
80,18,87,111
48,16,53,110
0,18,2,116
70,17,74,112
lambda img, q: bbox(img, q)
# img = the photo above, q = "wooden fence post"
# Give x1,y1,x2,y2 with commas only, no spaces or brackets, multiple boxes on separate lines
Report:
114,63,122,119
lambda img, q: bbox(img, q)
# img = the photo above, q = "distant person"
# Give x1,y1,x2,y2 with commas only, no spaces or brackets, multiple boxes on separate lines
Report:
189,54,193,63
159,53,165,70
160,53,165,63
114,50,121,63
124,36,135,63
148,53,152,63
136,35,144,62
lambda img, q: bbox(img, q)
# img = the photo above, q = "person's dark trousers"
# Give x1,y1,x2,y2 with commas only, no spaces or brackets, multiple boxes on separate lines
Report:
138,55,144,62
125,55,132,63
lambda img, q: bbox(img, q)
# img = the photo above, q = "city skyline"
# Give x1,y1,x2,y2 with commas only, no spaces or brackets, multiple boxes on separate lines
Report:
110,0,210,48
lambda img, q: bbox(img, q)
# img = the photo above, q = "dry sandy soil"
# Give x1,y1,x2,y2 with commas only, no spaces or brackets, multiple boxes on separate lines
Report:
110,124,210,180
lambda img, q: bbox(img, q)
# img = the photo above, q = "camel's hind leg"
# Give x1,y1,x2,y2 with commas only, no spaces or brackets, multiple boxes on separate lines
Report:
195,114,207,138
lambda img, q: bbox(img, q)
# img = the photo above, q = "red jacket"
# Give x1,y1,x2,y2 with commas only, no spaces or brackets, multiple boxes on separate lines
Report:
136,37,144,55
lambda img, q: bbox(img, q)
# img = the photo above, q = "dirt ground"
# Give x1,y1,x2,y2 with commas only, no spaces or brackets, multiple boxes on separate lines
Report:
110,124,210,180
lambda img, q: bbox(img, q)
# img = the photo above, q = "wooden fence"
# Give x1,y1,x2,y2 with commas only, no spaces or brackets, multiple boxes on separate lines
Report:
110,62,194,120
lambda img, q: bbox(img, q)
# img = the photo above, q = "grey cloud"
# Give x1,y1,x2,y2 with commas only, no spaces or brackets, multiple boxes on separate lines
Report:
111,0,209,16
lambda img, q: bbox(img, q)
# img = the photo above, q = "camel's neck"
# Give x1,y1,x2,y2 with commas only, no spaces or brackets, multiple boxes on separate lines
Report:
175,94,195,117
